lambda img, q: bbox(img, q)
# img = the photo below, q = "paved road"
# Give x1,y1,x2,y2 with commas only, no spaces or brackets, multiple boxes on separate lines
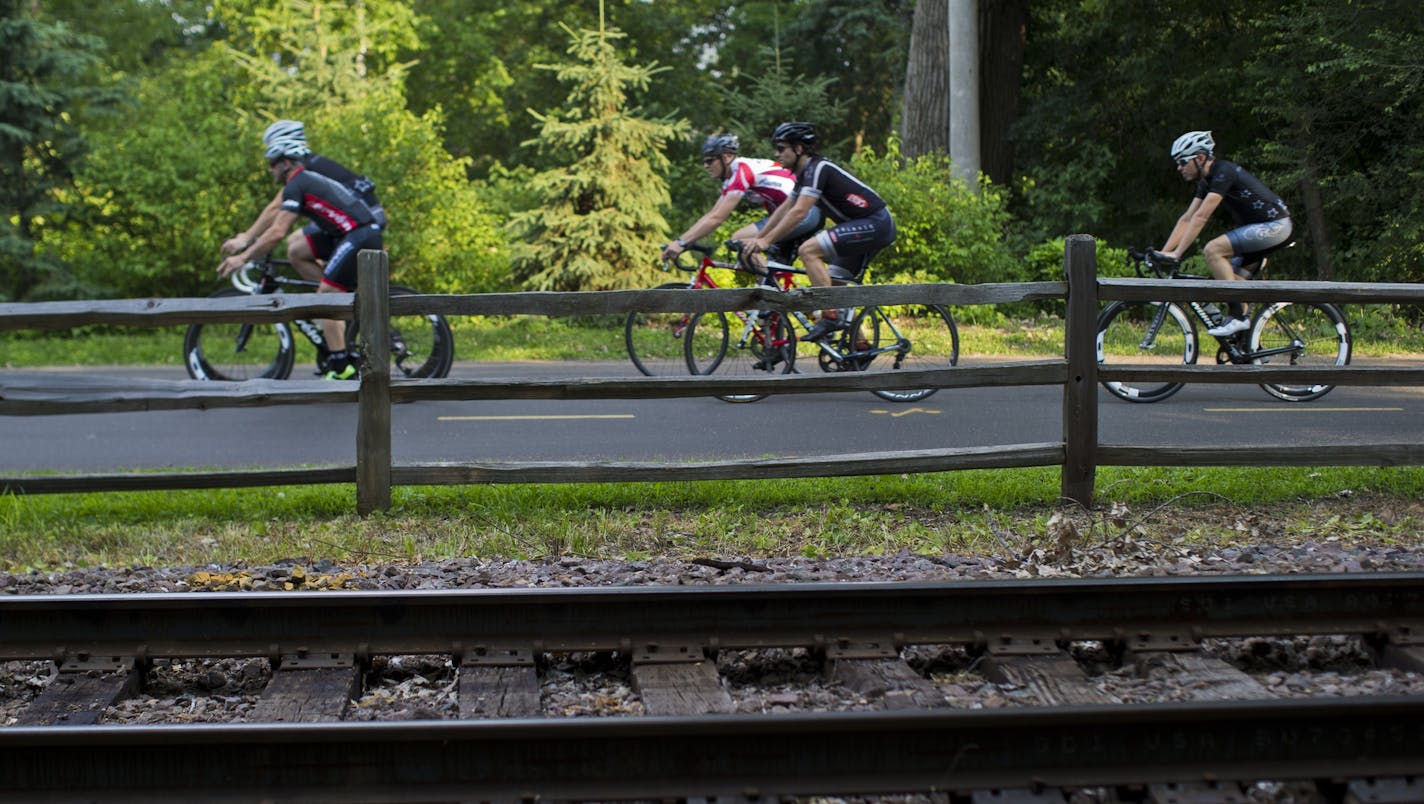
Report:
3,361,1423,472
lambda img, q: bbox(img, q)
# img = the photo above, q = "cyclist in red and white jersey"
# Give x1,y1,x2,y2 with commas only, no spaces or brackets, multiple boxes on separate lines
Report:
661,134,822,265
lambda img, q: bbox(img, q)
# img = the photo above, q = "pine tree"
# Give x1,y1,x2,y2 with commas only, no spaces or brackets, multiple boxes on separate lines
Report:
0,0,105,301
508,4,684,292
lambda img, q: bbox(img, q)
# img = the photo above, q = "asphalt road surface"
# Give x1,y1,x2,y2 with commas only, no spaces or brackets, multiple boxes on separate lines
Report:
3,361,1423,472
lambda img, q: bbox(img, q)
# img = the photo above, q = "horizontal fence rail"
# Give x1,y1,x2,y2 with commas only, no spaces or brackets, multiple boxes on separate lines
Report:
2,238,1424,512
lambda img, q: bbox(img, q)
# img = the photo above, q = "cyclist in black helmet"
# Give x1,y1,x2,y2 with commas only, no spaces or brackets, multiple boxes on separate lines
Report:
1156,129,1293,337
742,122,896,341
661,134,822,266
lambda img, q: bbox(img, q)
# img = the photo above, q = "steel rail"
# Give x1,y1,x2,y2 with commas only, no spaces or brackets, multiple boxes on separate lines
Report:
2,572,1422,661
3,697,1423,800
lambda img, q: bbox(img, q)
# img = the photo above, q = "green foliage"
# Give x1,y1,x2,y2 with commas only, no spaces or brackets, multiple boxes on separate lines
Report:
39,2,505,298
0,1,111,301
508,20,684,291
847,140,1016,287
1013,0,1424,285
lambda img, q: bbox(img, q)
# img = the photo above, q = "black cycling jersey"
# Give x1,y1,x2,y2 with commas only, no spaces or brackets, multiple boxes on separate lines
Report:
1196,159,1289,225
304,153,385,227
279,166,378,237
793,155,887,224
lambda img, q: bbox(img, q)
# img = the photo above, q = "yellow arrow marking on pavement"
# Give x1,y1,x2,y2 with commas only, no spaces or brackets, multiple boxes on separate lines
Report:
869,408,942,418
438,414,636,421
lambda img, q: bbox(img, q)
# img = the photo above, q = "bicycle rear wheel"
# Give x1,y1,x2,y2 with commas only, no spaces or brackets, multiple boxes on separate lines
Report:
625,282,696,376
836,304,959,402
684,310,796,403
1096,300,1197,403
183,288,296,381
1250,302,1351,402
347,285,455,379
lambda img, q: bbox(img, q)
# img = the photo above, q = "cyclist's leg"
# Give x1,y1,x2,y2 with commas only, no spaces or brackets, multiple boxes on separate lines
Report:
1217,218,1295,318
800,209,894,340
319,226,383,363
289,225,327,283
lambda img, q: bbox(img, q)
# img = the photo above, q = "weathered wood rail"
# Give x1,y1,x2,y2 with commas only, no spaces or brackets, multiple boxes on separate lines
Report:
3,236,1423,513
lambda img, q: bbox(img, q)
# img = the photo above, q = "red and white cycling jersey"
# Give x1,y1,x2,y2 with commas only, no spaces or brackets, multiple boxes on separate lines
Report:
721,157,796,213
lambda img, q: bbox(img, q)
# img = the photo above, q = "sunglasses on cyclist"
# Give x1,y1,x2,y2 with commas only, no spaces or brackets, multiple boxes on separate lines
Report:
1175,155,1197,167
702,156,719,165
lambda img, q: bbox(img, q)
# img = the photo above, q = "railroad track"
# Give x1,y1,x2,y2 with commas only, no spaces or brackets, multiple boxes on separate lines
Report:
4,573,1424,802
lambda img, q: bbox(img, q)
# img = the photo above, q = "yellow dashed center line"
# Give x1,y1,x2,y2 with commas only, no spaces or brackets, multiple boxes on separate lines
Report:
439,414,636,421
1203,407,1404,413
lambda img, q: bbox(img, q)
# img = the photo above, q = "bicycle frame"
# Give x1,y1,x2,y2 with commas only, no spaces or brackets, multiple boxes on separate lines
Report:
1132,252,1304,365
670,245,910,369
231,259,329,353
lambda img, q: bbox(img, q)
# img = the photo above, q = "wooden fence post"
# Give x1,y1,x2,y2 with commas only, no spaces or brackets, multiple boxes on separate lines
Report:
356,249,392,515
1061,235,1098,508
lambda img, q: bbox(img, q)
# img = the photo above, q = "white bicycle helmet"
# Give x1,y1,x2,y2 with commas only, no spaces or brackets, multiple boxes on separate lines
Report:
263,120,306,146
1170,130,1214,161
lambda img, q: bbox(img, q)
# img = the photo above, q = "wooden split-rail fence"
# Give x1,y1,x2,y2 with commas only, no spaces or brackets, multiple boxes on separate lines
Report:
2,235,1424,514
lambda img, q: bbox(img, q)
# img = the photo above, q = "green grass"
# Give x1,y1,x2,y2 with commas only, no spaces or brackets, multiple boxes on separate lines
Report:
3,466,1422,572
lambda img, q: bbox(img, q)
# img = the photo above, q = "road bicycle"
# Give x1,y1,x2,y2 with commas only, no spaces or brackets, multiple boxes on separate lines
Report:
183,256,455,381
625,241,959,403
1095,247,1351,403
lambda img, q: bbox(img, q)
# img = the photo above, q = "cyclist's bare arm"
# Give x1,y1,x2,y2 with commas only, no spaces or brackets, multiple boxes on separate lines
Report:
1162,193,1222,258
222,190,285,256
744,193,814,254
218,208,299,277
665,192,744,261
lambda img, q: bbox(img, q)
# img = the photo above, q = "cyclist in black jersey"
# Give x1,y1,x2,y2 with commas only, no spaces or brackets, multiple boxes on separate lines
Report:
742,122,897,342
217,135,382,380
1157,130,1294,337
223,121,386,300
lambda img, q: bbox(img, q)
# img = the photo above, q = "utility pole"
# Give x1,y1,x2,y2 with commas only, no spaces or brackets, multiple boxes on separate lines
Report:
948,0,980,187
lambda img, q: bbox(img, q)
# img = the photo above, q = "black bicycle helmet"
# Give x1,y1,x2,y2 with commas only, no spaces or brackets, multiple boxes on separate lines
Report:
701,134,739,158
771,121,818,147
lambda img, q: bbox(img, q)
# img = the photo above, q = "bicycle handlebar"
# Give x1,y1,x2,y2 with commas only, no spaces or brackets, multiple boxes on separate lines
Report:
1126,246,1179,278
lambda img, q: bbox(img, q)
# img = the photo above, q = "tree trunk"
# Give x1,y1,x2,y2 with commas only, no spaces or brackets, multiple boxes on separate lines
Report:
978,0,1027,186
1297,155,1334,281
901,0,948,158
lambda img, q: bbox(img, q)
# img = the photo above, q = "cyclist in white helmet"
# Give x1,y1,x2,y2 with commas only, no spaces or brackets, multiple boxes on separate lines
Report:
223,121,386,285
1156,130,1293,337
220,121,385,378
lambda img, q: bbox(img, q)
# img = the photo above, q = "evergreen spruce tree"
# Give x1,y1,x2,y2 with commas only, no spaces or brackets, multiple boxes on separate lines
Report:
0,0,105,301
509,4,683,291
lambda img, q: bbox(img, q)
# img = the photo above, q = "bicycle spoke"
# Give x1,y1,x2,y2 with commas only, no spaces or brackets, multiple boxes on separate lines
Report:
1251,302,1351,402
1096,301,1196,403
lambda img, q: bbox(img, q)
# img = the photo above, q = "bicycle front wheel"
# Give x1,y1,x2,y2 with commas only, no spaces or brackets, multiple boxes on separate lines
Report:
625,282,696,376
347,285,455,379
839,304,959,402
183,288,296,381
1250,302,1351,402
684,310,796,403
1096,300,1197,403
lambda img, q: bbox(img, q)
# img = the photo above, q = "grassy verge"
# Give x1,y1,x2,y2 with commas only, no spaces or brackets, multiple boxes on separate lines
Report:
3,466,1422,572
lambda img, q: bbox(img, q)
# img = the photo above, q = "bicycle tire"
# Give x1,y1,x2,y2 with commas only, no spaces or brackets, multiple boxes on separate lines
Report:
183,288,296,381
346,284,455,379
1096,300,1198,403
1250,302,1351,402
833,304,959,402
684,310,796,403
625,282,696,376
